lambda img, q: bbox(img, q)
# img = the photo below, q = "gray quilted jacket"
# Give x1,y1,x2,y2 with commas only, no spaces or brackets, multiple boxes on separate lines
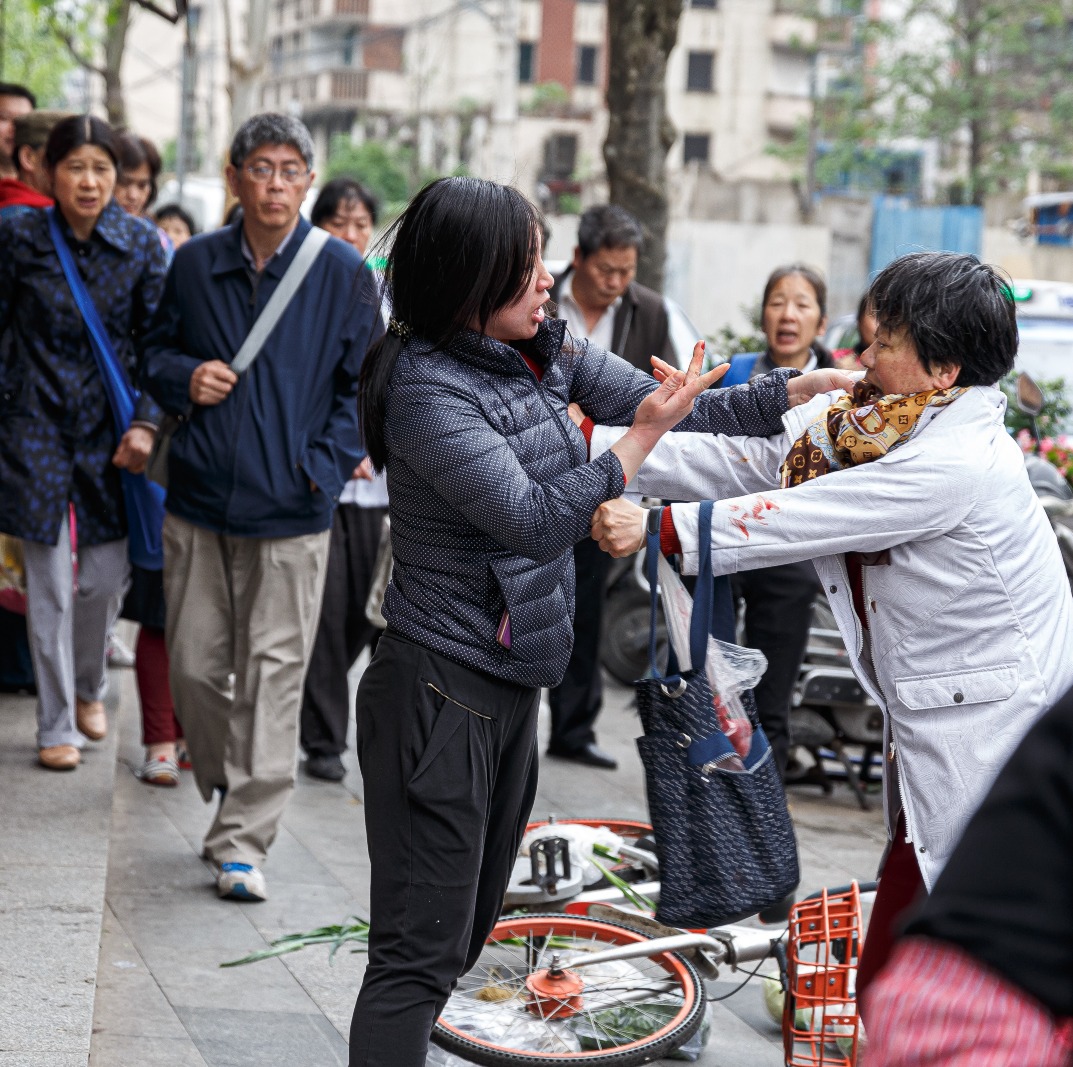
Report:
382,318,794,687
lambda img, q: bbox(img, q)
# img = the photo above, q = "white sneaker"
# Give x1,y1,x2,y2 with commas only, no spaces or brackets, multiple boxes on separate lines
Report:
106,633,136,668
216,863,267,901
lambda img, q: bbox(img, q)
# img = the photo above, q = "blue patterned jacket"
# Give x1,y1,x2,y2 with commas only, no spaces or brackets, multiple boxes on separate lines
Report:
381,319,794,687
0,199,167,547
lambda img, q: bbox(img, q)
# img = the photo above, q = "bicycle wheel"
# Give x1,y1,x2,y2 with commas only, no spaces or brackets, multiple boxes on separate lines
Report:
432,913,705,1066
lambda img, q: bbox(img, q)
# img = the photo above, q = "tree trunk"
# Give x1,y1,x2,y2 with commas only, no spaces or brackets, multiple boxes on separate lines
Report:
604,0,684,293
102,0,132,127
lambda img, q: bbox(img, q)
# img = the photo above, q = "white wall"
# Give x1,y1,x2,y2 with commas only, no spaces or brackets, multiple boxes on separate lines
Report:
666,219,831,337
544,214,833,339
983,229,1073,285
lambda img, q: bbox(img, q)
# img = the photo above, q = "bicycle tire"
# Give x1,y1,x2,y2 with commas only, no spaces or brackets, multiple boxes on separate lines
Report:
432,913,705,1066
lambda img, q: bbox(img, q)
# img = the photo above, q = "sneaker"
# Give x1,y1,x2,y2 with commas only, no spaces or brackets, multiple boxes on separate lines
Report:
138,754,180,787
106,633,136,668
305,753,346,781
216,863,267,902
176,742,192,770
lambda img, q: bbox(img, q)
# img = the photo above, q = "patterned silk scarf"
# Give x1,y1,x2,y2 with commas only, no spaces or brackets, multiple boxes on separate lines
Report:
780,379,969,488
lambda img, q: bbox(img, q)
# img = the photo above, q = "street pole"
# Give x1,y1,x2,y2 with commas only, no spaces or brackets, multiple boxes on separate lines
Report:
177,4,201,202
490,0,519,183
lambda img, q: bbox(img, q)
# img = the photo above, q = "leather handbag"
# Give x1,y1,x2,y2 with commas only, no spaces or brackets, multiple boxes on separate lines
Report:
635,501,800,929
145,226,331,487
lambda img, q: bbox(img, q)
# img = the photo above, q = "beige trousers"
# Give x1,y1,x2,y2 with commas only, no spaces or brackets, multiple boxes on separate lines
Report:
162,514,331,866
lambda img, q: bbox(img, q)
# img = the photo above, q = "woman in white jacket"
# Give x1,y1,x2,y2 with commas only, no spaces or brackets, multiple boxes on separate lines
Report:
589,252,1073,1019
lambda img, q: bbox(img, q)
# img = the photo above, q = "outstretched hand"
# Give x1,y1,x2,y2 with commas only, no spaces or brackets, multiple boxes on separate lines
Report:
608,340,727,486
631,341,728,447
787,368,856,407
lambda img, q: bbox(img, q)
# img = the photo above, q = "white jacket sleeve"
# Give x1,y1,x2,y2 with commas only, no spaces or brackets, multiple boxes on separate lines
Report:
670,432,980,576
589,390,835,501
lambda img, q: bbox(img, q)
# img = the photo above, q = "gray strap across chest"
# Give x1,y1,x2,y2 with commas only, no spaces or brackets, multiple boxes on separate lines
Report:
232,225,331,374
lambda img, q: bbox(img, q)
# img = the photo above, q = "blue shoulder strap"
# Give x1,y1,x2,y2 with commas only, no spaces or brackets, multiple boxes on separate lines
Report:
720,352,760,388
646,500,715,680
47,208,136,438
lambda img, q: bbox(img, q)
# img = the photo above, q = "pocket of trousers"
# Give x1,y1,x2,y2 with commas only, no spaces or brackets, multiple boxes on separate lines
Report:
406,681,495,888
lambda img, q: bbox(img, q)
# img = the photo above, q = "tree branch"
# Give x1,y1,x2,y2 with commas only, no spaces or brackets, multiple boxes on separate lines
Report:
131,0,180,22
56,26,107,77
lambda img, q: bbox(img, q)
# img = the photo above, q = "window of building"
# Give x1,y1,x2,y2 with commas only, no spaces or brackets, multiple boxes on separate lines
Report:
686,51,715,92
542,133,578,181
683,133,711,165
577,45,598,86
518,41,536,84
690,0,718,8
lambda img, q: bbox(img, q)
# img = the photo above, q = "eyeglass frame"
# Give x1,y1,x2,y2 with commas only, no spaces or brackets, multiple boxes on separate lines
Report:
243,162,310,185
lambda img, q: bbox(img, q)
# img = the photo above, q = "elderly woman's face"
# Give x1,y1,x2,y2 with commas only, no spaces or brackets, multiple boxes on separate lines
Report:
762,274,826,367
484,253,555,343
52,144,116,230
860,325,958,395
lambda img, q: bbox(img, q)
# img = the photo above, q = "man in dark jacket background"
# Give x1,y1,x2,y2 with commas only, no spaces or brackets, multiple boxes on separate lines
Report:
141,113,382,902
546,204,675,768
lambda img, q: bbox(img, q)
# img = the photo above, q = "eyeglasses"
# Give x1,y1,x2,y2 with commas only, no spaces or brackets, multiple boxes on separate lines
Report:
244,163,308,185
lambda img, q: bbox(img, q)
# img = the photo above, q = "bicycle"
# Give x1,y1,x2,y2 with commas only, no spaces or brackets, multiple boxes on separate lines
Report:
437,817,875,1066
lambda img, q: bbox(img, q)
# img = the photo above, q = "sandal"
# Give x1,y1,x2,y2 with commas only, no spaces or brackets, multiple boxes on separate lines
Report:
138,754,180,787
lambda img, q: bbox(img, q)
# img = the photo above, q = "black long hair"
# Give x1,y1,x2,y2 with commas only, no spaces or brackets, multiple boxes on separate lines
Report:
359,176,542,470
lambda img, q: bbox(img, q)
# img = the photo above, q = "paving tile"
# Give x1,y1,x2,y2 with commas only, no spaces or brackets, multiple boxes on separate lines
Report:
0,863,107,1053
173,1007,348,1067
108,889,323,1014
0,1055,88,1066
89,1036,209,1067
91,904,191,1041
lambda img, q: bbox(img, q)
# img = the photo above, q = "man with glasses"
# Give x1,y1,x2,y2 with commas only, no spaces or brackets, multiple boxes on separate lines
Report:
142,114,383,901
546,205,676,769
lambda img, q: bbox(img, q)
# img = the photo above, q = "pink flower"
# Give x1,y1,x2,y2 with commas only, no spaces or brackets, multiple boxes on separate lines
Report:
1041,437,1055,452
1016,429,1033,452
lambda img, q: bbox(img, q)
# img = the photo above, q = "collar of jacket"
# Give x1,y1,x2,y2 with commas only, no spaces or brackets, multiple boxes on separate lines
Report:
210,214,312,278
35,197,141,255
435,317,568,376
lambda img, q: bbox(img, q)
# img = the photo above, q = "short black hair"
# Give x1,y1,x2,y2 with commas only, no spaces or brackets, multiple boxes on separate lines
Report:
45,114,119,171
867,252,1017,387
359,176,542,469
762,263,828,318
0,83,36,107
115,130,162,205
576,204,643,258
311,177,379,227
154,202,198,236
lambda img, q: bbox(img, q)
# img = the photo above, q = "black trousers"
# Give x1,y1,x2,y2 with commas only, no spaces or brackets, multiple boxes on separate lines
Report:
349,631,540,1067
547,536,613,750
300,504,387,758
732,561,820,779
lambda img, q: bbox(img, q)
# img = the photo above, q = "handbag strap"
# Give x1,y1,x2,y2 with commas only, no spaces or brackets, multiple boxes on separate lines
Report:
47,208,136,438
231,226,330,374
646,499,715,680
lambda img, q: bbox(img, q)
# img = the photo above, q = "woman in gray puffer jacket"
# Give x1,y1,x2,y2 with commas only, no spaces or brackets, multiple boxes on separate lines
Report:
347,176,842,1067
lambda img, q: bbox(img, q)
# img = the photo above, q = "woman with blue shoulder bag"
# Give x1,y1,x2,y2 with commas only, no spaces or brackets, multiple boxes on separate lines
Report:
0,115,167,770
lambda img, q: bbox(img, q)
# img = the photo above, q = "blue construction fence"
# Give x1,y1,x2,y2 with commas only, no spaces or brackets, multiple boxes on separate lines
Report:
869,196,983,276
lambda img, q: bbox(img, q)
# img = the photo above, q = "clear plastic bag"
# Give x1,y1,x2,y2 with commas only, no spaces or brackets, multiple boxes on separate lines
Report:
657,554,767,763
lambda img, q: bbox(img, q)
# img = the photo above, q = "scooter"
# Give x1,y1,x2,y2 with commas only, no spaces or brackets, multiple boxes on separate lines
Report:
1016,372,1073,589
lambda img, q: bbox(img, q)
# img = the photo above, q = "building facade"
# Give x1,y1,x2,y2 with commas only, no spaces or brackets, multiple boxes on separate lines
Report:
256,0,826,212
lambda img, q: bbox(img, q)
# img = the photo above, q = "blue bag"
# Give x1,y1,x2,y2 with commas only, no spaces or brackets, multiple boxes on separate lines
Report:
635,502,799,929
48,208,166,570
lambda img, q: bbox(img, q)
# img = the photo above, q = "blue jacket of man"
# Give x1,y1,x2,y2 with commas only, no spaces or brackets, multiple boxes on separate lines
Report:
140,216,382,538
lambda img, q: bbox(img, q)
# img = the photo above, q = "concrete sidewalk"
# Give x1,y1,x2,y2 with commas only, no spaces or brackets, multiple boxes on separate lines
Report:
1,632,886,1067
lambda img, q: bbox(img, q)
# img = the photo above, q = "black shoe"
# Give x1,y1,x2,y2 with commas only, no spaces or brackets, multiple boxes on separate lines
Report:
305,753,346,781
546,741,618,770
